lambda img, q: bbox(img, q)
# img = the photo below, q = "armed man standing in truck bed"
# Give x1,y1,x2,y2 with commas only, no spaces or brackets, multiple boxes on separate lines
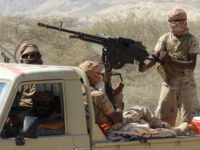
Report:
139,7,200,128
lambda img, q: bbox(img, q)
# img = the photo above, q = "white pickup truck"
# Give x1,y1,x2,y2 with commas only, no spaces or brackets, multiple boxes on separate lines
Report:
0,63,200,150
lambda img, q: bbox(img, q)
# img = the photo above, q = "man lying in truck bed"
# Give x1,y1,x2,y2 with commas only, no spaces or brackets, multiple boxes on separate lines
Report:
78,61,191,141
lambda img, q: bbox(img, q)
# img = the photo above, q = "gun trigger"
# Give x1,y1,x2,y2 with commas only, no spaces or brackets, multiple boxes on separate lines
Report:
152,54,165,65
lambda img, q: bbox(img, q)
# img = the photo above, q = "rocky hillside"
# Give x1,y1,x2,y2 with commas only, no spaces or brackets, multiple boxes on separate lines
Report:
1,0,200,22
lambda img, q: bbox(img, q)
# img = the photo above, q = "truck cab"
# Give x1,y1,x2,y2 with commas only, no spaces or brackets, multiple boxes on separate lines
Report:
0,63,200,150
0,63,92,150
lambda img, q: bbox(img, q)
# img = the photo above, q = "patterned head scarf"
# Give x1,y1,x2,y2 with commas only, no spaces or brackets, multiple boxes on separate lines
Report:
168,7,187,22
79,61,102,87
20,43,43,64
168,7,188,36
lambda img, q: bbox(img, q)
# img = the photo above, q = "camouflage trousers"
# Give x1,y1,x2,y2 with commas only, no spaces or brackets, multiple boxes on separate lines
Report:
156,82,200,127
91,90,170,131
91,90,115,126
122,106,170,129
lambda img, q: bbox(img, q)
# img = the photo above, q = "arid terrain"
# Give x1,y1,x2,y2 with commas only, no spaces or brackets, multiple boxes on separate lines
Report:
0,0,200,113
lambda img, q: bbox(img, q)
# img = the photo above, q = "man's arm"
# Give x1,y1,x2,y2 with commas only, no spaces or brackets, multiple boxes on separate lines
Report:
161,52,197,70
38,119,64,130
139,51,160,72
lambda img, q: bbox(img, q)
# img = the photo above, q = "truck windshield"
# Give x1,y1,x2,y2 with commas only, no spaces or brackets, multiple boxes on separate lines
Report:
0,82,9,107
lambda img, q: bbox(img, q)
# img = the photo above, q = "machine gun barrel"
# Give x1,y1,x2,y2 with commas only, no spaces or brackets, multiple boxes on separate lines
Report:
38,23,106,45
38,22,153,70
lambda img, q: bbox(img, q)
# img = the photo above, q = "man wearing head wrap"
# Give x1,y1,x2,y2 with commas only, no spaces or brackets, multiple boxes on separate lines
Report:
17,43,43,107
20,43,43,65
139,7,200,127
79,61,123,130
17,43,60,108
79,61,170,133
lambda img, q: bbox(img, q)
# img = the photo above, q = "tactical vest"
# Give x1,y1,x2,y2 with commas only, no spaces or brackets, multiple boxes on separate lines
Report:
157,32,193,83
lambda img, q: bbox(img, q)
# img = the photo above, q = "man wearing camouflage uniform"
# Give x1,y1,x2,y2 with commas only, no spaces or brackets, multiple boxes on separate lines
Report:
79,61,169,132
139,7,200,127
79,61,123,130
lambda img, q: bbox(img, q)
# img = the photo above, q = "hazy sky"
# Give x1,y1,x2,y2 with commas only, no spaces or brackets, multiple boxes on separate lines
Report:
0,0,199,19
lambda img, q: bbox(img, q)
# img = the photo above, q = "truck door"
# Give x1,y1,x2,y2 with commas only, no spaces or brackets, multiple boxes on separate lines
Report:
0,81,75,150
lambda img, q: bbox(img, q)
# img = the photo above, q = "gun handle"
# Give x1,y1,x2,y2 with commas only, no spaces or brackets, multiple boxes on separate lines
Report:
103,71,111,84
112,82,124,97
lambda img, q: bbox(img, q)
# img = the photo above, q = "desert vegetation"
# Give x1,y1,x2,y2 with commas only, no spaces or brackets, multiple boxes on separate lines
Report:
0,14,199,112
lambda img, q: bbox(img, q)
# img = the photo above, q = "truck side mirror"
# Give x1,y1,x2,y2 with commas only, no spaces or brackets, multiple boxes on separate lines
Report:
22,116,38,138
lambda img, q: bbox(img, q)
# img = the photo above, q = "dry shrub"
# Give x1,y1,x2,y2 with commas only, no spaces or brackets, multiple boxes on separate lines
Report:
0,14,199,112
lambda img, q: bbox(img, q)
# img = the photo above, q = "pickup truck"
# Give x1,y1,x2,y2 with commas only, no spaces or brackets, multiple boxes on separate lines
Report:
0,63,200,150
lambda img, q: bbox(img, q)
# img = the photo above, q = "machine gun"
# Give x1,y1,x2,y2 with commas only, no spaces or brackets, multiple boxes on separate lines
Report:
38,22,149,108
